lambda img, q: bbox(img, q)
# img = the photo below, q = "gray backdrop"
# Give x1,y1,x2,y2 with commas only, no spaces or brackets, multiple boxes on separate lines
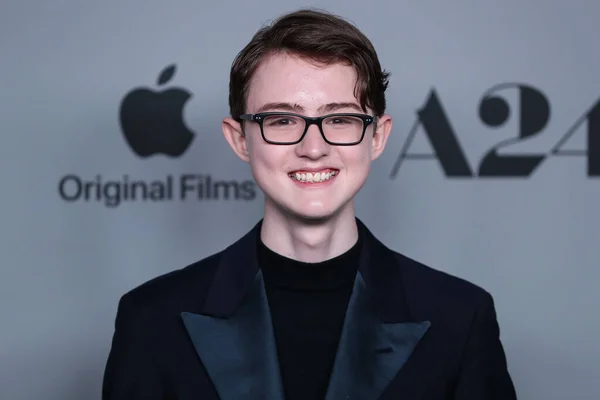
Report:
1,0,599,399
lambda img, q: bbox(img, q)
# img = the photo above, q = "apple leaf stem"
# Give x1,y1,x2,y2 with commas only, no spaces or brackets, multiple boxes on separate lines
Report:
158,64,176,86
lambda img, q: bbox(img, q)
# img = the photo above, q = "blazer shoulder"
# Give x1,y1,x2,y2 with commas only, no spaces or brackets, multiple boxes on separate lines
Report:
119,249,224,315
394,251,493,308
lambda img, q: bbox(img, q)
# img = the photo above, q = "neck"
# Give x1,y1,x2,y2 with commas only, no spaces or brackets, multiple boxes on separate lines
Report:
260,202,359,263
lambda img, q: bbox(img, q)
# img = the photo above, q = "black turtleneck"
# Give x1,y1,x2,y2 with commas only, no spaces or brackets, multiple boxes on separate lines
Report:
258,236,361,400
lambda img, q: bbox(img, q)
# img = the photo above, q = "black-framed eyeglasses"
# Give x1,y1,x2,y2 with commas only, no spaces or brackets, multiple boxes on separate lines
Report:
239,112,377,146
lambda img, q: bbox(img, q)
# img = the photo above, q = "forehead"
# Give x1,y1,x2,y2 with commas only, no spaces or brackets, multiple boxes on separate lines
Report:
246,53,359,112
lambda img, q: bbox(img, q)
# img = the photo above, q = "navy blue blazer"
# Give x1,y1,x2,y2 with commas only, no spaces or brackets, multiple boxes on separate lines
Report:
102,219,517,399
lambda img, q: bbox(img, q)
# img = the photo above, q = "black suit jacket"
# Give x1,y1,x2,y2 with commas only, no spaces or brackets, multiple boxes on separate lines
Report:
102,219,517,399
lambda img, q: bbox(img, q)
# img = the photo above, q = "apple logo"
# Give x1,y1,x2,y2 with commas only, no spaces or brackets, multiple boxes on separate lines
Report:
119,64,195,158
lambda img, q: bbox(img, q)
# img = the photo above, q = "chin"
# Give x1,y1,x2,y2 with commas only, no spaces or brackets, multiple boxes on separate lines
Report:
261,183,355,223
294,210,335,222
282,200,350,223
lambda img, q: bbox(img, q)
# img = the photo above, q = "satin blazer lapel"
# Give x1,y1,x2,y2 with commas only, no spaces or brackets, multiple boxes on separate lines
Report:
181,271,284,400
180,221,284,400
324,272,431,400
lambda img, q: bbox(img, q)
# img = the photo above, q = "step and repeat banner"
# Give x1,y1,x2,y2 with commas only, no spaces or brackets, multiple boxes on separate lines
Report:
1,1,598,399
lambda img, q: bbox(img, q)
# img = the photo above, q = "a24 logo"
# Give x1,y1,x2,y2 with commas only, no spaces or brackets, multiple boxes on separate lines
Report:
390,83,599,178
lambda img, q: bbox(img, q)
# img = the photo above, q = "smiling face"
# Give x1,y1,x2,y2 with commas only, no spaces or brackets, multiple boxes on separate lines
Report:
223,52,392,222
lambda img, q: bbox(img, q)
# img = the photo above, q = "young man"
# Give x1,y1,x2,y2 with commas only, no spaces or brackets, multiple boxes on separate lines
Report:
102,9,517,400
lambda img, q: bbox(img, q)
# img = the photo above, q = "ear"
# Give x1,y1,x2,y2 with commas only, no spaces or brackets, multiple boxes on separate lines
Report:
370,114,392,161
222,117,250,163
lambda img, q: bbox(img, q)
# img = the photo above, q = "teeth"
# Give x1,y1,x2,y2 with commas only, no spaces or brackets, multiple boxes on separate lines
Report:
290,170,337,183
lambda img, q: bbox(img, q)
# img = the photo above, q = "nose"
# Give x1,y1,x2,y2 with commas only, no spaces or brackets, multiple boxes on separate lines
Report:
294,124,330,159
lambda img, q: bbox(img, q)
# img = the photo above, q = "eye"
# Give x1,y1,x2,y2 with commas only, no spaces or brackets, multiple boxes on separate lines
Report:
328,117,353,125
265,116,299,127
325,116,364,128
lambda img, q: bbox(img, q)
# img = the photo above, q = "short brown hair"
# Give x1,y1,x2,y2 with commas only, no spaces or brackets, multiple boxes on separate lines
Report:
228,8,390,121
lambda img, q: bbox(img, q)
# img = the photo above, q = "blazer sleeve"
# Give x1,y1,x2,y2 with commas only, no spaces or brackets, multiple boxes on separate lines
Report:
102,293,166,399
453,291,518,399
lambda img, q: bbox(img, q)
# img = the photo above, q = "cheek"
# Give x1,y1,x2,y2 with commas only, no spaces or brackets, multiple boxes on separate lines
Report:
248,140,285,175
341,145,371,171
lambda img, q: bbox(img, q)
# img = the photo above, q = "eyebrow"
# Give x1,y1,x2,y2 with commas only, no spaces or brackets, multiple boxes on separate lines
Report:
255,101,364,114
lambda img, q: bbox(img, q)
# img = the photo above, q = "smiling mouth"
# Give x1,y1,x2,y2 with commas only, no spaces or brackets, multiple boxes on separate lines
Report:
288,169,338,183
